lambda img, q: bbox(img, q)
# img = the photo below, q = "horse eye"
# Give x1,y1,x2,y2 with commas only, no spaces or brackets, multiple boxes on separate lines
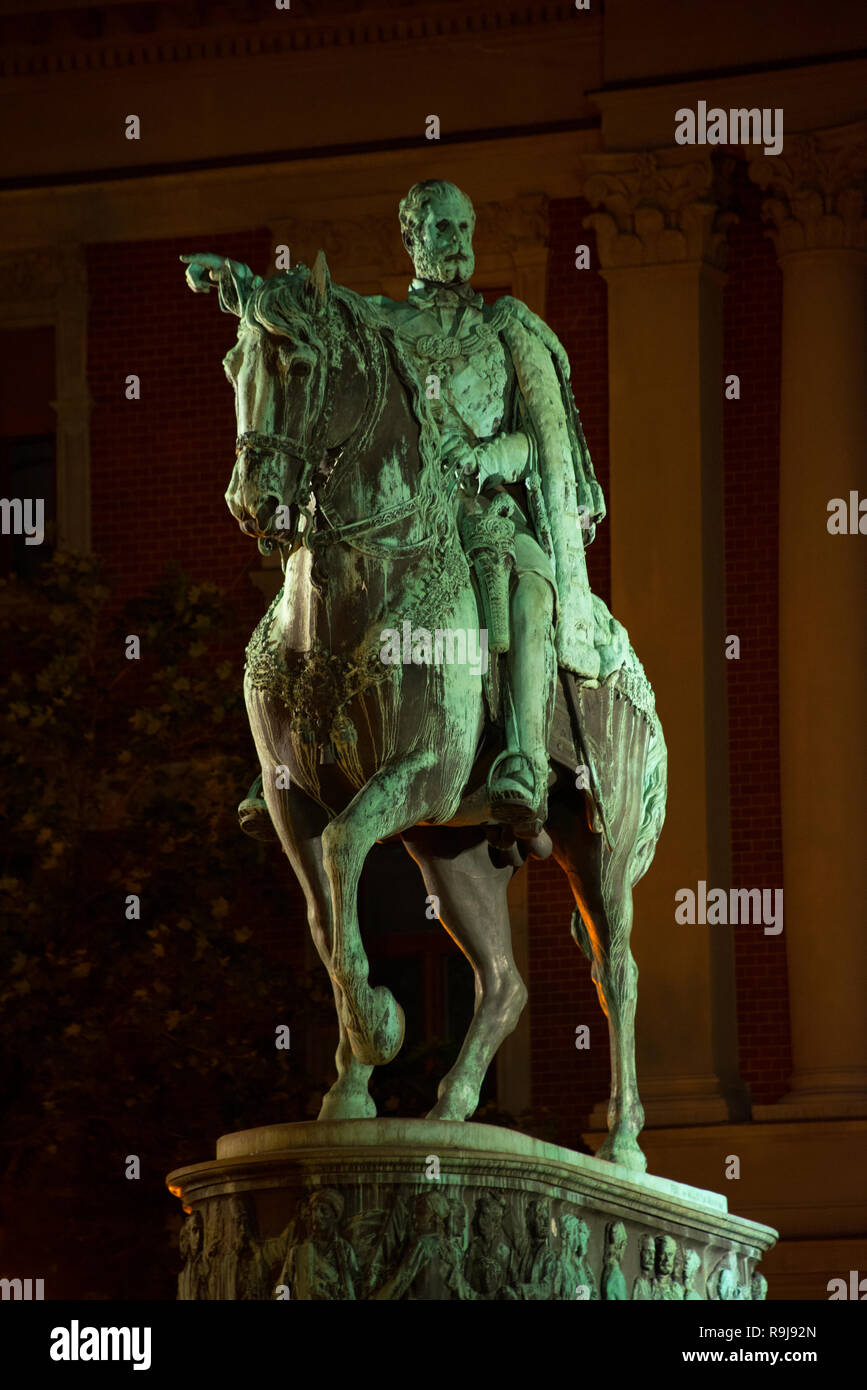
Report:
290,360,312,377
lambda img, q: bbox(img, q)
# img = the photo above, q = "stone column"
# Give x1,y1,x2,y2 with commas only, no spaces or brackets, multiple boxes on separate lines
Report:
748,123,867,1120
582,150,748,1126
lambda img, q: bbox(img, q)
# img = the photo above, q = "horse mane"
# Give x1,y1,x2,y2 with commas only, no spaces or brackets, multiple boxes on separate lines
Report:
244,268,325,348
332,283,444,508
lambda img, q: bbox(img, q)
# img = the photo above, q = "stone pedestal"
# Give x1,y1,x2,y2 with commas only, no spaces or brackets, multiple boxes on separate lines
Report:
167,1120,776,1301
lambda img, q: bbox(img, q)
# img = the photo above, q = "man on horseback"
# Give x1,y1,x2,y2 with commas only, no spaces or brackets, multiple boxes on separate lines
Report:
370,180,606,836
180,187,666,1161
181,179,606,839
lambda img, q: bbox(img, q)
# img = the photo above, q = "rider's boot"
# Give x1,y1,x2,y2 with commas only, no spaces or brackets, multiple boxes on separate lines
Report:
489,579,556,842
238,772,278,842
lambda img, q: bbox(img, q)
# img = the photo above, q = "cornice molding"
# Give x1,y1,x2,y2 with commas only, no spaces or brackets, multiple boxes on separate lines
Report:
580,149,737,270
0,1,588,81
748,120,867,255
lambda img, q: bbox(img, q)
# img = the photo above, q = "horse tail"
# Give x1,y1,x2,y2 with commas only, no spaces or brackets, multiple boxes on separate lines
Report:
633,717,667,888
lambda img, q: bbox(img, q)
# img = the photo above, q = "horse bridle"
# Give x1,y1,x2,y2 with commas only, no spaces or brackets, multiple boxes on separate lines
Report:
234,305,391,555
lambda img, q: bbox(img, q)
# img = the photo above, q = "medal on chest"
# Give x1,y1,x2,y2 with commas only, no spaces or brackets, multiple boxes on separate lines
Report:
412,321,509,438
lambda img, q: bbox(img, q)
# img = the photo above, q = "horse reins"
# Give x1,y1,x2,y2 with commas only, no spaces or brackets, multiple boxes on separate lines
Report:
237,298,435,558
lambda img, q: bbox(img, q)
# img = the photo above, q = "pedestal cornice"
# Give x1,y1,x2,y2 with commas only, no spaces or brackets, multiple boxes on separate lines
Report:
166,1120,777,1301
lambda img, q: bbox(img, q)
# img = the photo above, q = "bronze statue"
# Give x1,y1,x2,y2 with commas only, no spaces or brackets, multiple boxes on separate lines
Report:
179,180,667,1172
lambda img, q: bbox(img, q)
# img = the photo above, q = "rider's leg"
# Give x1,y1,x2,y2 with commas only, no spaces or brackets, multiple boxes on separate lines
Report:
490,571,556,831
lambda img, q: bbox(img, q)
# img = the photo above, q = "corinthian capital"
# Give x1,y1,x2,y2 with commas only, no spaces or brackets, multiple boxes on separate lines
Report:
580,149,737,270
748,121,867,254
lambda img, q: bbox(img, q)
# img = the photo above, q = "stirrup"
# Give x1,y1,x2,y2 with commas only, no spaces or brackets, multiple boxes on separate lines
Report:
487,749,547,838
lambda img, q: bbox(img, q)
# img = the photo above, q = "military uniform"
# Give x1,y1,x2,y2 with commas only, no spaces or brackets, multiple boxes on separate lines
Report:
372,277,559,609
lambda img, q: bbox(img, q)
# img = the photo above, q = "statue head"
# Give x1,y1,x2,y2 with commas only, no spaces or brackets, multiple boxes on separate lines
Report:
229,1195,253,1241
399,179,476,285
656,1234,677,1276
560,1211,588,1256
639,1232,655,1272
527,1197,551,1241
475,1192,506,1240
605,1221,627,1260
185,1209,204,1258
413,1191,448,1235
307,1188,343,1239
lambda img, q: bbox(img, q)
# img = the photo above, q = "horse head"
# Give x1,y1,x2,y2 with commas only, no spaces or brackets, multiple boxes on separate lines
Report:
224,252,353,550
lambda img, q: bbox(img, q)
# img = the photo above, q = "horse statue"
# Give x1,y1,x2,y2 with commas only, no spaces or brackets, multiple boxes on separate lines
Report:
198,251,666,1172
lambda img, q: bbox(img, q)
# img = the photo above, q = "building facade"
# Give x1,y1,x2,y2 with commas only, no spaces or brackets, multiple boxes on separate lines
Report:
1,0,865,1299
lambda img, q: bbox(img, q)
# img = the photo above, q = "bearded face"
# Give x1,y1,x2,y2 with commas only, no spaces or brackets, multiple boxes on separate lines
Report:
409,189,475,284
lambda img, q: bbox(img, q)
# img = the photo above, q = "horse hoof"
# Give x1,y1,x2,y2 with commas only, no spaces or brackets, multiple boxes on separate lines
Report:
426,1079,477,1122
371,986,405,1065
347,987,405,1067
426,1100,471,1122
596,1134,647,1173
238,797,278,842
318,1088,377,1121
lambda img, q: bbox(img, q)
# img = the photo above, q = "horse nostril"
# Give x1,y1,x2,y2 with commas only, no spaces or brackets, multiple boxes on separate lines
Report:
255,495,280,532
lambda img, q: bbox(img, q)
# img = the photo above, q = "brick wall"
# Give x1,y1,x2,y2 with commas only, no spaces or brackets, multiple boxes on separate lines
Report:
86,229,274,633
722,160,790,1103
86,229,309,968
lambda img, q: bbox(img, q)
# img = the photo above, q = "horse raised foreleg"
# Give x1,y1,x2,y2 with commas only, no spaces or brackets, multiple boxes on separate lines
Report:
401,825,527,1121
322,752,441,1067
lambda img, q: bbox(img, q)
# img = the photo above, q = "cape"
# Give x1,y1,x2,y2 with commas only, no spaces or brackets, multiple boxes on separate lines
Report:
488,295,606,679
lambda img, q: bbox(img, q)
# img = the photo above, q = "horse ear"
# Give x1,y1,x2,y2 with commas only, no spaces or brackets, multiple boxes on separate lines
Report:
307,250,332,313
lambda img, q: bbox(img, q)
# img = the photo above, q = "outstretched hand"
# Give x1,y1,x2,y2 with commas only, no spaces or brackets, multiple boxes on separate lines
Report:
179,252,226,293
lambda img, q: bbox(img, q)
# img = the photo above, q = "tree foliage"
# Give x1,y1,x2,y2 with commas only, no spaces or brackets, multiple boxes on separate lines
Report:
0,554,330,1297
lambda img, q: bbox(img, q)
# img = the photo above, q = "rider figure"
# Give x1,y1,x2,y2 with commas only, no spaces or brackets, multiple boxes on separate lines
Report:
370,180,604,836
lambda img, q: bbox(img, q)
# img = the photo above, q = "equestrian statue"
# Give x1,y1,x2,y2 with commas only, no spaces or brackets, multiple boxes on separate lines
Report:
180,180,667,1171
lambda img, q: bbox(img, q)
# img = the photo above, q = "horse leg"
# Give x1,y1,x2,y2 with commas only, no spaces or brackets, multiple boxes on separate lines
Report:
401,825,527,1121
321,751,446,1067
548,789,647,1172
260,772,375,1120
